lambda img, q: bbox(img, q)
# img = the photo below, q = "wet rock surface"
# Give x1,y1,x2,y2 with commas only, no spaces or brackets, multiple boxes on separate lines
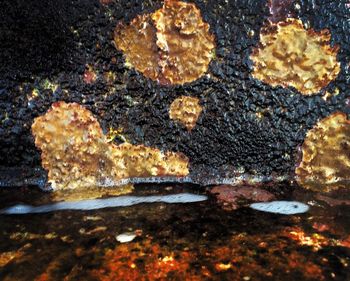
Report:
1,0,350,184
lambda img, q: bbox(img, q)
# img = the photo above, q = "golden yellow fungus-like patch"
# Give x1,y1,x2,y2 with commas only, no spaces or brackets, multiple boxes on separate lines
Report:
296,112,350,191
114,14,160,82
169,96,203,131
32,102,189,190
114,0,215,85
250,18,340,95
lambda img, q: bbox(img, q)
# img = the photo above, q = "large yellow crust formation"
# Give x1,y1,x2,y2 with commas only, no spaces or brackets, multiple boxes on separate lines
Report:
32,102,189,190
296,112,350,192
169,96,203,131
250,18,340,95
114,0,215,85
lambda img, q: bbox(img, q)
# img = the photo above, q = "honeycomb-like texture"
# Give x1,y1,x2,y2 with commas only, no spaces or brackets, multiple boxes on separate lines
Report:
251,18,340,95
32,102,110,190
110,142,189,178
268,0,295,23
32,102,189,190
296,112,350,192
114,14,160,82
151,0,215,85
114,0,215,85
169,96,202,131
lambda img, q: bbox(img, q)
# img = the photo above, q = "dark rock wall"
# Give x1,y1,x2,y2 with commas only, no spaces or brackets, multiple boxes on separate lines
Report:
0,0,350,183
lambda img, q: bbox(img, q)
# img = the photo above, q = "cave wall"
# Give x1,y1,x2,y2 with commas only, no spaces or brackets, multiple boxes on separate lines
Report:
0,0,350,185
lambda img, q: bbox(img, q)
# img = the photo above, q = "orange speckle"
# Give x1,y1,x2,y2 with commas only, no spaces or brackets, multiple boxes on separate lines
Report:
312,222,330,232
83,66,97,84
215,262,232,271
340,236,350,248
34,273,49,281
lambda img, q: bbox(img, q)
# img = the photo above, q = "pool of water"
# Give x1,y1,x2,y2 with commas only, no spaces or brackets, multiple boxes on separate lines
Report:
0,184,349,281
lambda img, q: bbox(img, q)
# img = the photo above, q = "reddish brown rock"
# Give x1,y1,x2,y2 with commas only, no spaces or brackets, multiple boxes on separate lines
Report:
210,185,275,210
315,194,350,207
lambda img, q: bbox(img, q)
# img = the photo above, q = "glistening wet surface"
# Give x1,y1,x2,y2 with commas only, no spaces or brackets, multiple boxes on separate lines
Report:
0,184,349,281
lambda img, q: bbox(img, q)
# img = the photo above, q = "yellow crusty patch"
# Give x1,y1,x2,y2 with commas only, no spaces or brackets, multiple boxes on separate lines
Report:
114,14,160,82
250,18,340,95
32,102,189,190
296,112,350,192
169,96,203,131
114,0,215,85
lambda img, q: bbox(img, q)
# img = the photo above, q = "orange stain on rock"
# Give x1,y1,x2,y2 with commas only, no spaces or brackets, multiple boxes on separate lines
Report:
91,240,194,281
90,232,327,281
250,18,340,95
83,66,97,84
286,227,329,251
114,0,215,85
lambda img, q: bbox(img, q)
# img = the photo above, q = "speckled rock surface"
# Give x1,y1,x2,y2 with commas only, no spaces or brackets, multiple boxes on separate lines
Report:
0,0,350,186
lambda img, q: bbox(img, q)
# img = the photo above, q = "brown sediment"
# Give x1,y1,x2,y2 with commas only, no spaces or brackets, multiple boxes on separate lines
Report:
169,96,203,131
114,0,215,85
0,244,31,268
91,239,192,281
250,18,340,95
315,194,350,207
89,232,326,281
295,112,350,191
31,101,189,190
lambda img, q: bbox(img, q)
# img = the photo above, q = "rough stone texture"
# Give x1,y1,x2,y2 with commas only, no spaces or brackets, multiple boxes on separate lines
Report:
0,0,350,186
268,0,296,23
